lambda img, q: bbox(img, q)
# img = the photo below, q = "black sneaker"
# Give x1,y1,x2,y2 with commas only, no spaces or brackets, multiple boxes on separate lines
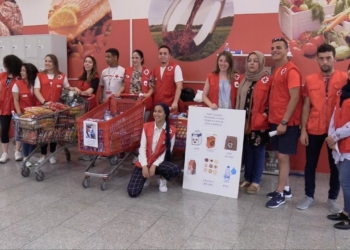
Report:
266,192,285,208
334,218,350,230
327,212,348,221
267,189,292,199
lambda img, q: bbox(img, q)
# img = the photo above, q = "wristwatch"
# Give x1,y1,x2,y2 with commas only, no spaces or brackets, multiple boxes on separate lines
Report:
281,120,287,126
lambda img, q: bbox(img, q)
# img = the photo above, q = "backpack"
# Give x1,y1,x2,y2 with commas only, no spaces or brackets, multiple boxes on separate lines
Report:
180,88,195,102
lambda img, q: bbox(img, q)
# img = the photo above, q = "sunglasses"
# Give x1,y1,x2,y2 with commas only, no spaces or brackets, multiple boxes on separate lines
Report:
272,37,289,48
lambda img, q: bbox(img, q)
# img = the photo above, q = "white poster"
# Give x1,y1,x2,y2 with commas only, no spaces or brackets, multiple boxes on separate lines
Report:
183,106,245,199
83,121,98,148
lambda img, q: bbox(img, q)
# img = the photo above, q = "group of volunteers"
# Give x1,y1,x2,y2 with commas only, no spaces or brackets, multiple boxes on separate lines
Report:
202,38,350,230
1,39,350,230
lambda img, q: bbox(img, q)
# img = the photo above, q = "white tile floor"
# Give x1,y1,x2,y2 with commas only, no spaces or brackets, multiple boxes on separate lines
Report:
0,145,347,249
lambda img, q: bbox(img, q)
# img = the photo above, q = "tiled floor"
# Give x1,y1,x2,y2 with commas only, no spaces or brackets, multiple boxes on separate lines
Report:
0,145,347,249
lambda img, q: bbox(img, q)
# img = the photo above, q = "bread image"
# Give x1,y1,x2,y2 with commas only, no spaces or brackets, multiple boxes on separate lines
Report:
0,0,23,35
206,136,216,148
48,0,112,60
187,160,196,175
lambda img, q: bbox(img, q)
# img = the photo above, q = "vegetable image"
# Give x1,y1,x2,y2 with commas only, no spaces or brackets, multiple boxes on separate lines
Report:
335,45,350,60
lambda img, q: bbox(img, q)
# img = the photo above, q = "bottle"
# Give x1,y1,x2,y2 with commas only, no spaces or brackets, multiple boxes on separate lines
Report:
104,110,112,121
224,166,231,182
71,99,78,107
224,42,230,52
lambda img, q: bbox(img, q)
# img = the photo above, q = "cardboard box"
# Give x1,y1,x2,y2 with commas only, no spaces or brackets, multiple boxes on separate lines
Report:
279,5,335,40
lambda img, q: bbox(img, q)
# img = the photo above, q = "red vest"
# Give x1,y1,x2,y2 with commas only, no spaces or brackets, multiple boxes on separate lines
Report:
334,98,350,153
207,73,242,108
77,76,99,111
15,80,35,113
250,75,272,130
153,62,178,107
135,122,177,168
305,70,347,135
0,72,17,115
124,67,153,110
36,72,65,106
268,61,302,126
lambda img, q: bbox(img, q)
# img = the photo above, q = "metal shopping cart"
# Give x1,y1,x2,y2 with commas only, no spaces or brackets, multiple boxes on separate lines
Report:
14,96,89,181
77,94,145,191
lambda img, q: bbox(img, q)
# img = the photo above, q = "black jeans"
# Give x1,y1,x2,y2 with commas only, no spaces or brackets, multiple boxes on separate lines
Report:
40,143,57,155
0,115,12,143
304,134,339,199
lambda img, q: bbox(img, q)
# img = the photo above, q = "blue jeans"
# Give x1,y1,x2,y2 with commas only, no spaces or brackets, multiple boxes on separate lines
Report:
22,143,36,157
244,143,266,184
338,159,350,215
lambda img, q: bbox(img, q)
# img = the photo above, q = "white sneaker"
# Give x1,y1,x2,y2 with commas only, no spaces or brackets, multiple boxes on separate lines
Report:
37,156,46,165
49,156,57,165
0,153,9,164
23,157,32,167
144,178,150,187
159,178,168,192
15,151,23,161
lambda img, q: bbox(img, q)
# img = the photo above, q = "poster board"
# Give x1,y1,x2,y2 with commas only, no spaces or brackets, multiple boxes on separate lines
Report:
182,106,245,199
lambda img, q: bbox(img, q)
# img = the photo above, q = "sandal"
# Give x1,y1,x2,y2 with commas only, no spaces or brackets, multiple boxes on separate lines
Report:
239,181,250,191
246,183,260,194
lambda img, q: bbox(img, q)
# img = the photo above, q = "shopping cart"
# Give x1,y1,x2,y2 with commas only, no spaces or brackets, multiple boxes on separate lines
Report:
14,96,89,181
77,94,145,191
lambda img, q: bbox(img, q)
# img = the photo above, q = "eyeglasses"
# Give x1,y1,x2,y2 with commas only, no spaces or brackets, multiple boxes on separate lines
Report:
272,37,289,48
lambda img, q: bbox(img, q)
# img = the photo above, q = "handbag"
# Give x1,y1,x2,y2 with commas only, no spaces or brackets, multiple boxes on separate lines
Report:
244,97,253,135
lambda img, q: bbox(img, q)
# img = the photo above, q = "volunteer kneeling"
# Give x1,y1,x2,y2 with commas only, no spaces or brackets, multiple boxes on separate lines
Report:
127,103,181,197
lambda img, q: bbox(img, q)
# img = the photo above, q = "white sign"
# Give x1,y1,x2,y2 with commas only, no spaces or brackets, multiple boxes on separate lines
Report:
83,121,98,148
182,106,245,199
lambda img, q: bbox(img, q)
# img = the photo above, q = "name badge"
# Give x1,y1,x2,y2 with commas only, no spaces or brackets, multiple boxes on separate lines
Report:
22,94,28,97
57,84,62,88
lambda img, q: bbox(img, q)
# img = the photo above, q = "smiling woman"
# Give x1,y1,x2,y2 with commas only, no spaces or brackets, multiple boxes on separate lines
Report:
202,50,241,110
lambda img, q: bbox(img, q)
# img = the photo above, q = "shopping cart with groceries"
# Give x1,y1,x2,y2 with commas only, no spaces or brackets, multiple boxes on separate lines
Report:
77,94,145,191
14,94,89,181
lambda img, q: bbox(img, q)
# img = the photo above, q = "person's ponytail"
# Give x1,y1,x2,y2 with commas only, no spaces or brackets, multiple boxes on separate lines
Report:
164,115,172,162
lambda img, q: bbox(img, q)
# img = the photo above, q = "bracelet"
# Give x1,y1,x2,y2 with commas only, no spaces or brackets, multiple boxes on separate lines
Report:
42,101,47,105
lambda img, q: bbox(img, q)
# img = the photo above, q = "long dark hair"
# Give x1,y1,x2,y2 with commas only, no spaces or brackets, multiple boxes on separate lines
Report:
78,56,98,83
340,63,350,107
43,54,62,76
3,54,22,76
155,103,172,161
22,63,38,87
133,49,144,65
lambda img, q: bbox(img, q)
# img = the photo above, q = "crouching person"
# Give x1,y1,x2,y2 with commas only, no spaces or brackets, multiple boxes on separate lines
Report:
127,103,181,197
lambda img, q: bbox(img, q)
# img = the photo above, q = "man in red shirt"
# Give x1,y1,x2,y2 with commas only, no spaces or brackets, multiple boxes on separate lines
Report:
297,44,346,212
266,37,303,208
153,45,183,111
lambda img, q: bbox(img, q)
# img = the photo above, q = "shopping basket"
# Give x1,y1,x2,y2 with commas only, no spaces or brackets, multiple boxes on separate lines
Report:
77,94,145,190
14,96,89,182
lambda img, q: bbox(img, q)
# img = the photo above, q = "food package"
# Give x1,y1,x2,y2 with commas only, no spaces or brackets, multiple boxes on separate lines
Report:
24,106,54,116
187,160,196,175
225,136,237,151
206,136,216,148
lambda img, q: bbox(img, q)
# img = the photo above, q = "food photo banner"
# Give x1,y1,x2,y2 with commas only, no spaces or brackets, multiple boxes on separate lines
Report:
3,0,349,82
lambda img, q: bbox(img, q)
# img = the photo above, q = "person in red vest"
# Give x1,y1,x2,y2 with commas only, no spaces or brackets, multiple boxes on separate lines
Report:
77,55,100,111
153,45,183,111
266,37,302,209
202,51,242,109
297,44,347,212
116,49,154,121
12,63,38,166
325,69,350,230
34,54,81,165
127,103,181,197
236,51,272,194
0,55,22,163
